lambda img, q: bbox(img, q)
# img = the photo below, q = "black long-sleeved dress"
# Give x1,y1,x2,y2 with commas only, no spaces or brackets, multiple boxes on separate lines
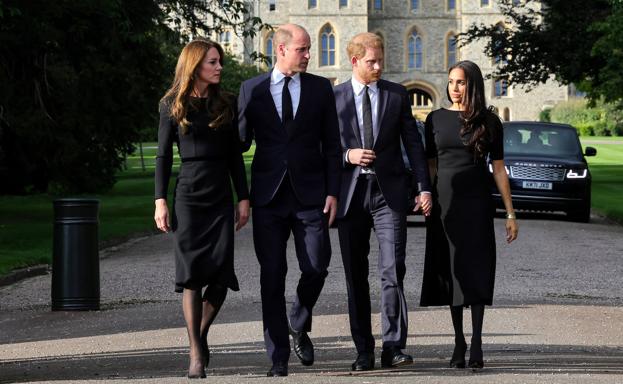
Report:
420,108,503,307
155,96,249,292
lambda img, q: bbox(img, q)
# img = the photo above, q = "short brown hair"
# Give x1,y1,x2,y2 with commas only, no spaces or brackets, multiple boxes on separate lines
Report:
347,33,384,59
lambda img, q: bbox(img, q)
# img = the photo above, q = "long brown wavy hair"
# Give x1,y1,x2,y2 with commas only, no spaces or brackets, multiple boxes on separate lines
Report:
161,38,232,134
446,60,490,159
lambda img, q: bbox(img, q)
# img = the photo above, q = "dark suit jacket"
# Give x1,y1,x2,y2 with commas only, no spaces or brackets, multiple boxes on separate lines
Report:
334,79,431,218
238,71,341,207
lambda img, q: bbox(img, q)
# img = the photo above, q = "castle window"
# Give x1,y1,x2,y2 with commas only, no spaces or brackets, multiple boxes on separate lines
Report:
219,30,231,49
320,24,336,66
411,0,419,11
447,0,456,11
340,0,348,7
308,0,317,8
503,107,511,121
265,32,276,67
447,34,457,67
493,23,507,65
269,0,276,11
374,31,386,69
481,0,490,6
408,30,423,70
494,78,509,97
373,0,383,10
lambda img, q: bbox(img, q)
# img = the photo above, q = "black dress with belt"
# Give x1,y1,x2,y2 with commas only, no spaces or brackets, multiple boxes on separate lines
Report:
155,96,249,293
420,108,503,307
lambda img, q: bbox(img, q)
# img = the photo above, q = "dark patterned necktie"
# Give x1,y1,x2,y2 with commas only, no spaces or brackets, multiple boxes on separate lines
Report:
362,85,373,149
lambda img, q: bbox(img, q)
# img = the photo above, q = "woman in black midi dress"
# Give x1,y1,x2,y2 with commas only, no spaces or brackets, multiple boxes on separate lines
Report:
154,39,249,378
420,61,518,370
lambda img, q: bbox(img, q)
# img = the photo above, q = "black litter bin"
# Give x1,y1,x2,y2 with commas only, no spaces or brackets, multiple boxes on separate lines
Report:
52,198,100,311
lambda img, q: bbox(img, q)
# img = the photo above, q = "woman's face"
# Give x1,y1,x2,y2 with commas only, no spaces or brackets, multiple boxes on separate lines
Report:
196,47,222,85
448,67,467,105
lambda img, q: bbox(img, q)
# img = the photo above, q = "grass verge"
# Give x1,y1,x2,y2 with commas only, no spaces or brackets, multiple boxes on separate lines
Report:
582,139,623,223
0,143,254,277
0,139,619,276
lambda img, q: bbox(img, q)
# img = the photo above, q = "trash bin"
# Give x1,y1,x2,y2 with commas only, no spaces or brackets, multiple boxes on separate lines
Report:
51,198,100,311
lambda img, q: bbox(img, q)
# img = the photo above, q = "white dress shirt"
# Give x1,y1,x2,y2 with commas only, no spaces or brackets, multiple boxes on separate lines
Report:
270,70,301,120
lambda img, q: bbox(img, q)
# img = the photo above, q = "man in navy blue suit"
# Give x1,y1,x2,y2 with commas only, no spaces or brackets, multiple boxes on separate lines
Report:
333,32,432,371
238,24,341,377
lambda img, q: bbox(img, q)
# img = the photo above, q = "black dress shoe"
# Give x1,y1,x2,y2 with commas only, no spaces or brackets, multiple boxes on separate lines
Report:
289,324,314,366
449,339,467,368
351,352,375,371
468,359,484,371
267,361,288,377
380,347,413,368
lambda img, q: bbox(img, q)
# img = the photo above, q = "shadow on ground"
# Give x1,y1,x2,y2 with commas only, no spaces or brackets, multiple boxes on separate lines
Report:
1,339,622,383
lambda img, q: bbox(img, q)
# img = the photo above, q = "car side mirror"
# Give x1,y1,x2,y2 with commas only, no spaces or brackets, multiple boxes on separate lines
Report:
584,146,597,157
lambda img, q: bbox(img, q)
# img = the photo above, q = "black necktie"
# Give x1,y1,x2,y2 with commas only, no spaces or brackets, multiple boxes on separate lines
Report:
362,85,374,149
282,76,293,124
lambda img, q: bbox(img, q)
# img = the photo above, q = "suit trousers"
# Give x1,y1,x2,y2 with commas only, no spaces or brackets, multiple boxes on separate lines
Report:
252,174,332,364
337,175,408,353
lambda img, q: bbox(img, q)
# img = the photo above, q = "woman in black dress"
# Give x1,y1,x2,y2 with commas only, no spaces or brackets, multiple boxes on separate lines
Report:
154,39,250,378
420,60,518,370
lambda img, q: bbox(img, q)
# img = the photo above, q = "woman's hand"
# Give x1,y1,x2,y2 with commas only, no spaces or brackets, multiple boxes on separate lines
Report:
154,198,170,233
506,217,518,243
235,199,250,231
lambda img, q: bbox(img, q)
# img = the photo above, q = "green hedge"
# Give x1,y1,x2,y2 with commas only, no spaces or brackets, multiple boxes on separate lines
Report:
549,98,623,136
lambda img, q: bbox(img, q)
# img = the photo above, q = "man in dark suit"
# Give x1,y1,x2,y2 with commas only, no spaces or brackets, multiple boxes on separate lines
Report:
238,24,341,377
334,32,432,371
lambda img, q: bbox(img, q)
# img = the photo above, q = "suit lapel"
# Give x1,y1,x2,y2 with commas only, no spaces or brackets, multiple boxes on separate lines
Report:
259,73,284,131
374,80,389,148
343,84,362,148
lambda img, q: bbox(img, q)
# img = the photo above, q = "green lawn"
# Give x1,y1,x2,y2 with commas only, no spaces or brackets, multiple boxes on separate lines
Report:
0,139,620,277
0,143,254,277
581,139,623,223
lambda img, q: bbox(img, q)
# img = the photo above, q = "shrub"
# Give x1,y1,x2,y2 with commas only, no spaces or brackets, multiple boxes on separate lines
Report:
539,108,552,122
550,98,622,136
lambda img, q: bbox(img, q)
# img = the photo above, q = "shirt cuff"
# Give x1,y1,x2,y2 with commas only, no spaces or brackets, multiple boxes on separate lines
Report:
344,149,351,164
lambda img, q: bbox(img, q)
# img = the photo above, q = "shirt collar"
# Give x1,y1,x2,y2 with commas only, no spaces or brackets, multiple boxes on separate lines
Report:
272,69,301,85
351,77,378,96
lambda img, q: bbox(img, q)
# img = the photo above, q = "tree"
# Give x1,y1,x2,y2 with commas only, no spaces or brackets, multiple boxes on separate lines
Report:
0,0,268,194
461,0,622,105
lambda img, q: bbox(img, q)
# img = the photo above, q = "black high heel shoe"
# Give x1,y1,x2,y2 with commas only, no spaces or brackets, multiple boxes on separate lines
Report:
449,339,467,368
468,339,484,371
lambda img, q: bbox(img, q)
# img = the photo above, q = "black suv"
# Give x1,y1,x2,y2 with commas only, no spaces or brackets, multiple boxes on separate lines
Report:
491,122,596,222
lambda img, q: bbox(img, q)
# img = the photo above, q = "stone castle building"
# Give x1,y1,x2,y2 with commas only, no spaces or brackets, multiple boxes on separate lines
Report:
219,0,568,121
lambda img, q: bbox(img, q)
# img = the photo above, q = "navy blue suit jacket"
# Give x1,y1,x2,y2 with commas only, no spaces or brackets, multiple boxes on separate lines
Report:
334,79,431,218
238,71,342,207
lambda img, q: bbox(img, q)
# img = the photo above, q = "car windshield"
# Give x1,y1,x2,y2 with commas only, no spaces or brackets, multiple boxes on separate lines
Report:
504,124,582,158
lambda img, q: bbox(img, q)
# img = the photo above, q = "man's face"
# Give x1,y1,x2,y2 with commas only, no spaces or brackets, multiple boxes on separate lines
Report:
352,46,383,84
278,30,311,73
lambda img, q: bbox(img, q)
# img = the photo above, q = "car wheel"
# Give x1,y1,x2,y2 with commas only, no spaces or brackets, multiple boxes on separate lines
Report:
567,199,591,223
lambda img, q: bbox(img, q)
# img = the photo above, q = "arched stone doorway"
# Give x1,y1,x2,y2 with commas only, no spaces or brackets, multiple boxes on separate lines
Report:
404,82,438,121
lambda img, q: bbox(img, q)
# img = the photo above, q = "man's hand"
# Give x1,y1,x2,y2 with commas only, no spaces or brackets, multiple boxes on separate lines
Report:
413,192,432,217
323,196,338,227
347,148,376,167
235,199,250,231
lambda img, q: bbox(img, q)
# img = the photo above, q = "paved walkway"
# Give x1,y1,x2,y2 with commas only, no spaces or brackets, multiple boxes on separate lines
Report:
1,217,622,383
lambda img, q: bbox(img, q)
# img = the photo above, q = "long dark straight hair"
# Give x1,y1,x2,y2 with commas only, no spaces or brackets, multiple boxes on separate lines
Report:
446,60,489,158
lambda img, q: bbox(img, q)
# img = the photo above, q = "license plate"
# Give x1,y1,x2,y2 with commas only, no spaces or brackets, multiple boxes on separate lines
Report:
522,181,552,190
